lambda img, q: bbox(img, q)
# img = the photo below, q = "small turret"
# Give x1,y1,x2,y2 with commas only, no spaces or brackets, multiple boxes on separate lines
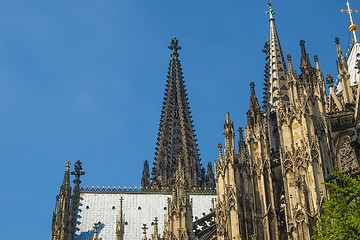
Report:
141,160,150,189
238,127,247,162
223,112,235,156
51,161,72,240
205,162,216,189
335,37,354,104
247,82,261,127
299,40,314,78
69,160,85,238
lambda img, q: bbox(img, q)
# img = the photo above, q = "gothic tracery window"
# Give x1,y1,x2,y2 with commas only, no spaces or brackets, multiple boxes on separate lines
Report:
337,135,359,172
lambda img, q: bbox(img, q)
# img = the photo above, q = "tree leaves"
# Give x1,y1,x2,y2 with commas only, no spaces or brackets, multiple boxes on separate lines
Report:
313,171,360,240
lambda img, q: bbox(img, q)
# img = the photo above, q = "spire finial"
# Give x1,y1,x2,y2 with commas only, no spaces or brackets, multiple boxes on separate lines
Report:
168,37,182,54
63,161,71,187
91,222,102,240
141,224,148,240
226,112,231,123
287,54,294,73
71,160,85,183
341,1,359,42
326,74,334,87
299,40,312,71
142,224,148,234
153,217,159,236
250,82,256,96
266,2,276,20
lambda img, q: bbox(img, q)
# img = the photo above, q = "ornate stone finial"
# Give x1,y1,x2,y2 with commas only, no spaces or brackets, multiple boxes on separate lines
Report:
153,217,159,237
238,127,243,137
250,82,256,96
93,222,100,232
141,224,148,240
62,161,71,187
286,53,292,62
314,55,319,63
168,37,182,54
300,39,306,47
326,74,334,86
341,1,359,42
71,160,85,183
226,112,231,123
90,222,102,240
287,54,294,73
335,37,340,44
266,2,276,20
142,224,148,233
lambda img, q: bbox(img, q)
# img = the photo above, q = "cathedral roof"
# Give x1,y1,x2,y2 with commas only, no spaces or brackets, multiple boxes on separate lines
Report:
74,191,215,240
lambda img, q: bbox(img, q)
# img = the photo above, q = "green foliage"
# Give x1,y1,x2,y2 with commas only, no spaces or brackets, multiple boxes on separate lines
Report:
313,172,360,240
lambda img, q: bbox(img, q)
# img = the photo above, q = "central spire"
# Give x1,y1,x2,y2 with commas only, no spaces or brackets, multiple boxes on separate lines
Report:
142,37,212,189
264,3,289,112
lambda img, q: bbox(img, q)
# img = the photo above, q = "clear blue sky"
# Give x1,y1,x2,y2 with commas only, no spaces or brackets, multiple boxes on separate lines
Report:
0,0,358,239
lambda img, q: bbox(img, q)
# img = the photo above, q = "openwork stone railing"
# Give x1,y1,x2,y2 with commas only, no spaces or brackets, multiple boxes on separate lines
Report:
80,186,216,195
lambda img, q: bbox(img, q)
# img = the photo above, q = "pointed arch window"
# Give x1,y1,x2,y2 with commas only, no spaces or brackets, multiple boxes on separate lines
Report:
280,85,288,91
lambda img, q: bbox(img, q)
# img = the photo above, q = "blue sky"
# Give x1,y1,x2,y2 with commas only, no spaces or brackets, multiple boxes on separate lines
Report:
0,0,359,239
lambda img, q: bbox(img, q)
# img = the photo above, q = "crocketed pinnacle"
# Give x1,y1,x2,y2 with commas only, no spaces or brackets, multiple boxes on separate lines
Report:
238,127,247,162
61,161,71,194
150,37,205,189
247,82,261,126
335,37,354,104
266,3,289,111
141,160,150,188
205,162,216,189
299,40,312,73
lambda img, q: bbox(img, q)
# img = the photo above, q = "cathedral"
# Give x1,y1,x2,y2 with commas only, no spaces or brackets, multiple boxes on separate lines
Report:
51,2,360,240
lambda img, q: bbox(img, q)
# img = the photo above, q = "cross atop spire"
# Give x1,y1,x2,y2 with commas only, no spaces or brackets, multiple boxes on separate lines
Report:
168,37,182,54
266,2,276,20
341,1,359,42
